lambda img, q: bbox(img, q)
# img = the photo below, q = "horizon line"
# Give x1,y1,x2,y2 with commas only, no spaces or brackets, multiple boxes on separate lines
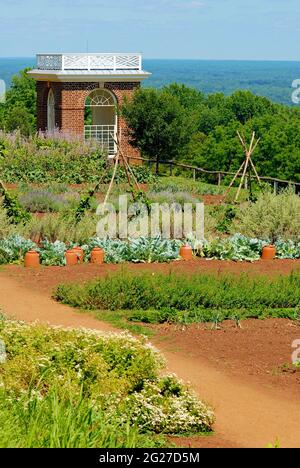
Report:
1,56,300,63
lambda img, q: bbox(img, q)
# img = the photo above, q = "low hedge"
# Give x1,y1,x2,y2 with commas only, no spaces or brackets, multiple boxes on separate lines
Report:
55,271,300,323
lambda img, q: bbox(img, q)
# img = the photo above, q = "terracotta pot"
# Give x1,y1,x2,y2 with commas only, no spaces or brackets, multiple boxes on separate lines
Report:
179,244,193,261
72,247,84,264
24,250,40,268
65,250,79,266
90,247,105,265
261,245,276,260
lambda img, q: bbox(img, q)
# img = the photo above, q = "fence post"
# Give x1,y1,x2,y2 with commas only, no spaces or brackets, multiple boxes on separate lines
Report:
193,169,196,181
273,180,278,195
156,160,159,176
218,172,222,187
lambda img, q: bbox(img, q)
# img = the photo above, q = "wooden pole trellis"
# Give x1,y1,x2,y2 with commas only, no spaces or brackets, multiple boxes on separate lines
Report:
75,132,142,223
103,131,141,206
225,131,261,202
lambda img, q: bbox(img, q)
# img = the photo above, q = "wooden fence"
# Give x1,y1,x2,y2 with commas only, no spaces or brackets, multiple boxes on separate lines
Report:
127,156,300,193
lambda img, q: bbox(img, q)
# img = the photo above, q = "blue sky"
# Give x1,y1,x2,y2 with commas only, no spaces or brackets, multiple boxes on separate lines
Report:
0,0,299,59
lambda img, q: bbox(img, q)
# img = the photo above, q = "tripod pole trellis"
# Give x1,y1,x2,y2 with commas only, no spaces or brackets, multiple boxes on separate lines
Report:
103,131,141,207
225,131,261,202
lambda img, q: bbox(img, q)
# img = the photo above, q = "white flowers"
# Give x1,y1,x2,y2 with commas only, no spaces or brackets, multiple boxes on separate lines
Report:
0,319,214,436
127,377,214,434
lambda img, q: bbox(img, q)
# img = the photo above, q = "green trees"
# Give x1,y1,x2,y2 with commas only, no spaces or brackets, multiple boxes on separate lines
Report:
122,86,300,182
122,86,198,173
189,110,300,182
226,90,276,124
0,68,36,136
4,106,35,136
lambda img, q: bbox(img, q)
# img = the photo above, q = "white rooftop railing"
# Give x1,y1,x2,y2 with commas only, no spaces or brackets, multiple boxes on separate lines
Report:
36,53,142,71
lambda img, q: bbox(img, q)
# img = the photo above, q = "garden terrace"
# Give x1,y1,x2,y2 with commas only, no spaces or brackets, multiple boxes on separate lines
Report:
1,260,300,448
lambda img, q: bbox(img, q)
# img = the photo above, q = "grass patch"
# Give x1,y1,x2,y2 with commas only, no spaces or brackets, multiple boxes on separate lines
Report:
151,176,225,196
151,176,248,201
55,271,300,324
93,309,154,336
0,387,165,448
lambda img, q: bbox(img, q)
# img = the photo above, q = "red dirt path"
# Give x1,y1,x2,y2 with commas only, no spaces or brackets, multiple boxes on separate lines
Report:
0,259,300,448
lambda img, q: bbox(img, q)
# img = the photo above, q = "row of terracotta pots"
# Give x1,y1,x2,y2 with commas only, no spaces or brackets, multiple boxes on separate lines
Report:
65,247,105,266
179,244,277,261
24,247,105,268
24,244,277,267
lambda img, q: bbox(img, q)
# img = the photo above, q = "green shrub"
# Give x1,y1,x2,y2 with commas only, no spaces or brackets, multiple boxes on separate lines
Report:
19,189,79,213
55,271,300,321
0,321,163,397
0,132,154,185
125,376,214,434
0,319,214,446
0,184,30,225
22,213,98,244
0,201,18,238
232,188,300,242
212,205,237,234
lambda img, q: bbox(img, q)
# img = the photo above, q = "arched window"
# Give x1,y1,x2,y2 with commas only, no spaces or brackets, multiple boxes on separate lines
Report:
85,89,116,107
84,89,118,156
47,89,55,132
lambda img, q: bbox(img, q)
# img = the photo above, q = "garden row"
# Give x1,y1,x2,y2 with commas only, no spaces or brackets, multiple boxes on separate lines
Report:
0,318,214,447
55,270,300,324
0,132,154,184
0,234,299,267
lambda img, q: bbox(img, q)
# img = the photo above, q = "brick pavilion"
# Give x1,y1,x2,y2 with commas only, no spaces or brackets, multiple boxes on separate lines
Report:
28,53,150,158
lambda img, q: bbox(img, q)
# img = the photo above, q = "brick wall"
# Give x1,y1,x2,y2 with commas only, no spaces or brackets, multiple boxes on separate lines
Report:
36,81,48,131
36,80,141,160
105,82,141,161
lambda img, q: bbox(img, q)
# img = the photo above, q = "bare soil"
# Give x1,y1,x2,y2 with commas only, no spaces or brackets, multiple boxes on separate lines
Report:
201,194,225,205
154,319,300,396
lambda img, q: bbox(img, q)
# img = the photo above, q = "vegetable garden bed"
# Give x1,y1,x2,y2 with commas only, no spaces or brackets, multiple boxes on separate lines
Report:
0,234,299,267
